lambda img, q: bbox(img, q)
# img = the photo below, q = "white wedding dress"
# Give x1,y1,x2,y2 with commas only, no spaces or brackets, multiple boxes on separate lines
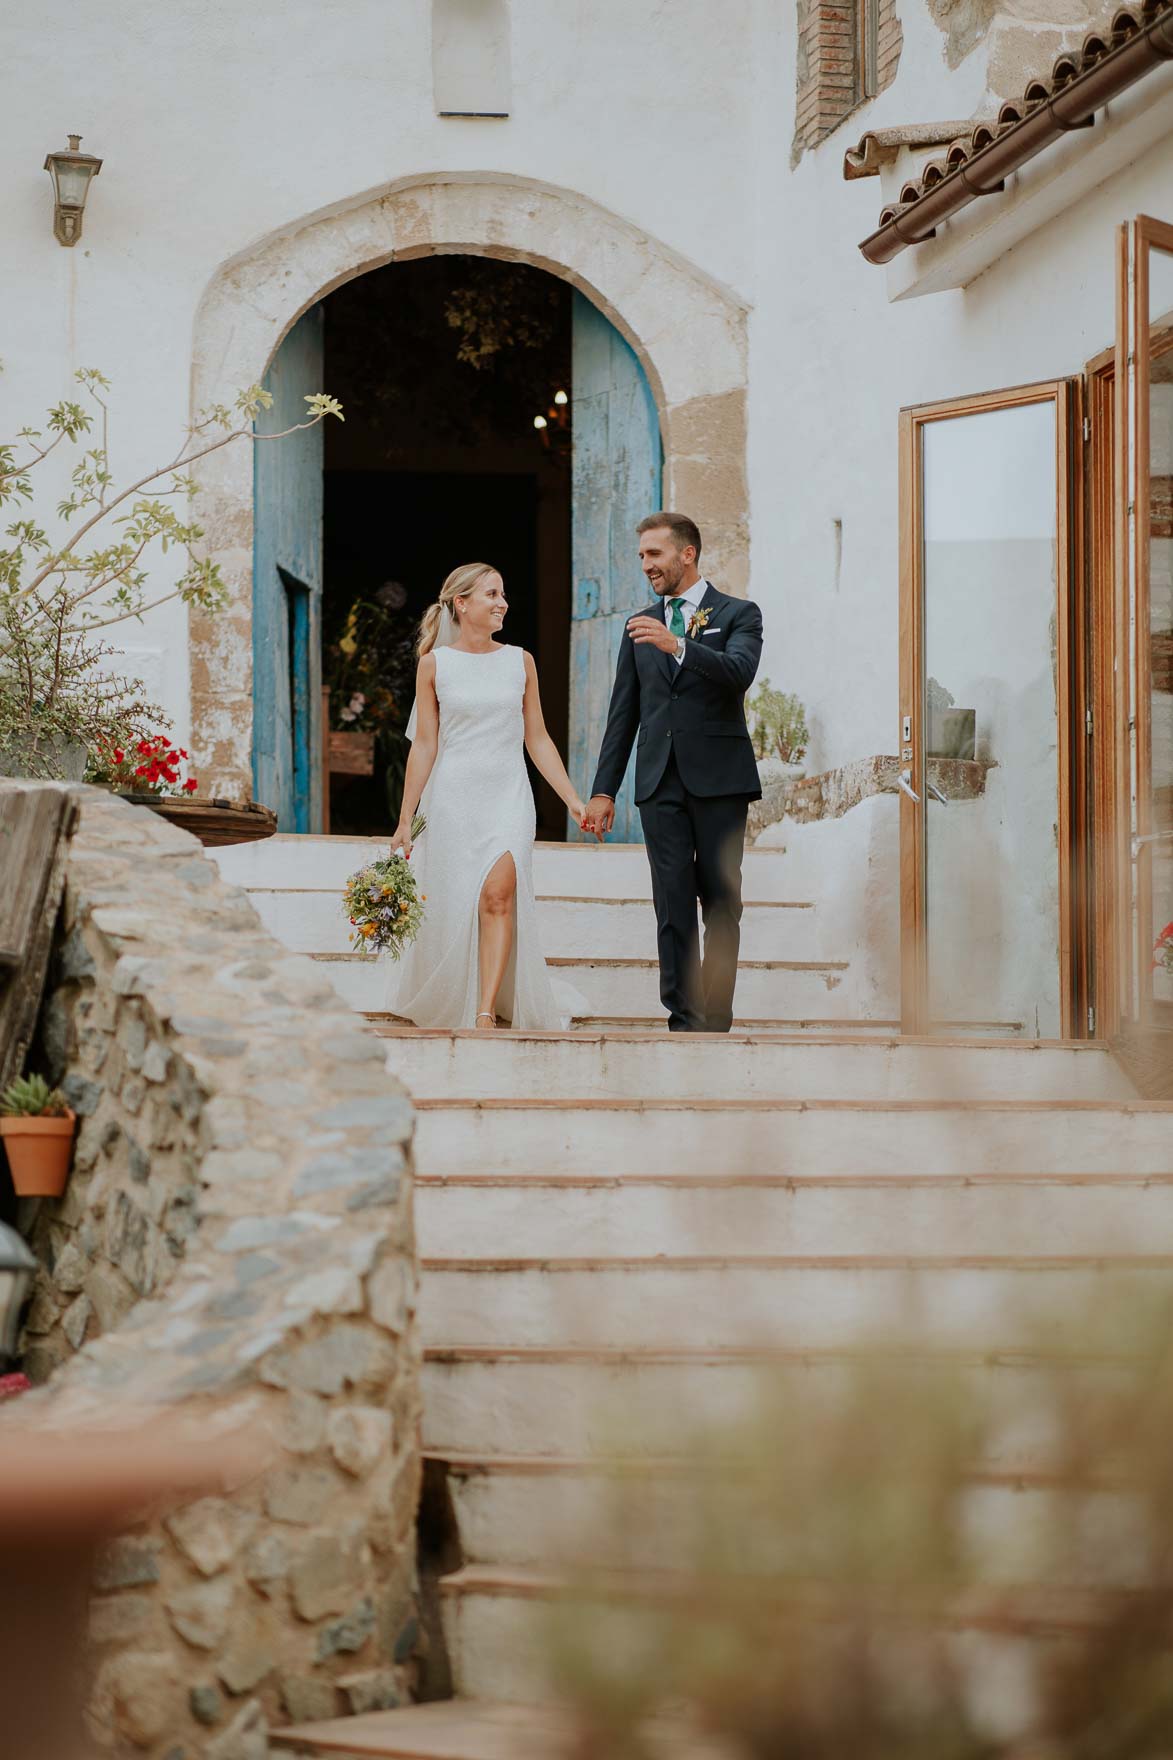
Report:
383,644,577,1031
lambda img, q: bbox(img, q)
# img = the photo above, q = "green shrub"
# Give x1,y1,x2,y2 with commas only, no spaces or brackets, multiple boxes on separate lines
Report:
746,677,809,764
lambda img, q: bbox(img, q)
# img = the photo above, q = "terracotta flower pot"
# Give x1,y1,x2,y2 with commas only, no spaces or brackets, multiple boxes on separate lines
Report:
0,1112,76,1198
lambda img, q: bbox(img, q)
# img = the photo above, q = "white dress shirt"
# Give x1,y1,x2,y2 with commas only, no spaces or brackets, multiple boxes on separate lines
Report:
666,577,709,665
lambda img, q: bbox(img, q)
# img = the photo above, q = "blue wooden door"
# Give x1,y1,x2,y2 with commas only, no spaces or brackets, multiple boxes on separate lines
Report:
569,293,663,842
253,305,324,831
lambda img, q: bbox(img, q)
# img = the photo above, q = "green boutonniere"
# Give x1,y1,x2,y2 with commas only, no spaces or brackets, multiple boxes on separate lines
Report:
687,606,712,638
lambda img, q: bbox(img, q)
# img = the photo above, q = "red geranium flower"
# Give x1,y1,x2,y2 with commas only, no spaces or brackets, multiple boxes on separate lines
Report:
182,778,198,794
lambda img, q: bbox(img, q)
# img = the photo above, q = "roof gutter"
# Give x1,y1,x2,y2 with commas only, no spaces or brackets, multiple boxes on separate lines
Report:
859,2,1173,264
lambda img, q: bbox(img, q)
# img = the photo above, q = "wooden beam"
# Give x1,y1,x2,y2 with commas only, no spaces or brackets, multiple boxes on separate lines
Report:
0,782,80,1097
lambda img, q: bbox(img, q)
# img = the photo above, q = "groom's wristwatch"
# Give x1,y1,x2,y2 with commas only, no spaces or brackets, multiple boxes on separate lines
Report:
675,636,686,660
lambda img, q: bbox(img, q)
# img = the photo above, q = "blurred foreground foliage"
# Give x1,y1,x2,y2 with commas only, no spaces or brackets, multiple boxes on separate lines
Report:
545,1281,1173,1760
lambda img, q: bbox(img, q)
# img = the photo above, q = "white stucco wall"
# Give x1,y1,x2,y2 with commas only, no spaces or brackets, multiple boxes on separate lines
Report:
2,0,1170,822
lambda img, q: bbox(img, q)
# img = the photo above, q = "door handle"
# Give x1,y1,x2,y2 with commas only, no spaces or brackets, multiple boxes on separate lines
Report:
897,769,920,804
927,779,949,805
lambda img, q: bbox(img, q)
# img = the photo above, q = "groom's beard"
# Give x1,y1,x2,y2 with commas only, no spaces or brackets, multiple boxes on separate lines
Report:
647,564,685,598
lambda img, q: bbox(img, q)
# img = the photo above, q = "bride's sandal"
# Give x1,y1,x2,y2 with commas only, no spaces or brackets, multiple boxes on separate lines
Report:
475,1011,497,1031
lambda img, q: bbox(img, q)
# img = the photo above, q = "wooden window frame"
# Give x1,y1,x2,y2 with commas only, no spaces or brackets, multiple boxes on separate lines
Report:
858,0,879,101
898,380,1080,1038
1130,215,1173,1028
1081,343,1129,1040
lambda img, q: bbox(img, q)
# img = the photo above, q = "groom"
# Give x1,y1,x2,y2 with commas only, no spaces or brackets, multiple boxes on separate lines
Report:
585,513,763,1033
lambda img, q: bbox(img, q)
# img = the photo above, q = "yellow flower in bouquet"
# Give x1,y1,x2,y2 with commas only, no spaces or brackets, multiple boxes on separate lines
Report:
341,813,427,960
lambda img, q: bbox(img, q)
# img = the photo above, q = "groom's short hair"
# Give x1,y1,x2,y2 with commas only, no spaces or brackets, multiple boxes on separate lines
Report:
637,511,702,560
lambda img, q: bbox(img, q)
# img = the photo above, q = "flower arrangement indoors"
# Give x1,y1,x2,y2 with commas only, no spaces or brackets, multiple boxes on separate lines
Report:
324,597,418,830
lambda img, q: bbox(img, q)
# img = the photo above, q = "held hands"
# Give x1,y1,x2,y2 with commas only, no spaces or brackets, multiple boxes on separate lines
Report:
582,795,616,838
570,795,607,842
627,614,679,655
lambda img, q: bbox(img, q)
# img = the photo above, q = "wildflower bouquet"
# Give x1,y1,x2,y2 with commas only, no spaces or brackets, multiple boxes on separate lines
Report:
343,813,427,960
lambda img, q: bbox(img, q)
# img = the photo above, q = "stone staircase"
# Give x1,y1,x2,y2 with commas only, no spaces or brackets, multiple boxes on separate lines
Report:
238,838,865,1030
212,835,1173,1758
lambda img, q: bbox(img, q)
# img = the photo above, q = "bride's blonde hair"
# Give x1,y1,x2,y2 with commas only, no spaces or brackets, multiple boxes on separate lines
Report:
417,562,498,656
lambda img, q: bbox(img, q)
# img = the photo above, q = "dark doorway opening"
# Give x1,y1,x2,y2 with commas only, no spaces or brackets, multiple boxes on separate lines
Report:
320,257,572,839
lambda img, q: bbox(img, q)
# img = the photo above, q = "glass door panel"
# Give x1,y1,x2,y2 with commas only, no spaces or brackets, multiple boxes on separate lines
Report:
900,384,1075,1038
921,402,1062,1035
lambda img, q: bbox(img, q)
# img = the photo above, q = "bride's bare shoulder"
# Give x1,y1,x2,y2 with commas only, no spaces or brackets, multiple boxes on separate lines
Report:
417,651,438,680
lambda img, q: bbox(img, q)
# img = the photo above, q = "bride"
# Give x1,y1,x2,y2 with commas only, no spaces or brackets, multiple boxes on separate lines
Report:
385,562,596,1031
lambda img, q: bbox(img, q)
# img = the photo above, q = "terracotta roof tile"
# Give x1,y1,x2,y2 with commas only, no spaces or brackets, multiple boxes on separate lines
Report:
857,0,1173,263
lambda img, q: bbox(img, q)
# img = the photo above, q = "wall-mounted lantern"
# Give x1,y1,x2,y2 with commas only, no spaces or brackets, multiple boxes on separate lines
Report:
44,135,102,247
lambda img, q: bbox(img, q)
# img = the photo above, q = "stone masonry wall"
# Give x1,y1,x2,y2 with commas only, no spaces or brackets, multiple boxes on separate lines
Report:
748,754,991,840
8,788,422,1758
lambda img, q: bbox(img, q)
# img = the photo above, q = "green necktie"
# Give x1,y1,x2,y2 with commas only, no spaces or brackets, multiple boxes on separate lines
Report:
668,598,686,639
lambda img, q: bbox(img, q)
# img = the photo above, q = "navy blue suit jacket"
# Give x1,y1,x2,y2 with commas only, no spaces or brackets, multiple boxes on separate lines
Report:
591,582,763,804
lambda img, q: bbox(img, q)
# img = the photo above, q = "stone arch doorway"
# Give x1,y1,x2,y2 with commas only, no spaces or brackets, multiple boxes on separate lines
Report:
189,176,750,824
259,254,662,841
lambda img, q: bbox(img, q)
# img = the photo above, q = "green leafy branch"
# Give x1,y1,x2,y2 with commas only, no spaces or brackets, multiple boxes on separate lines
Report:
0,369,343,778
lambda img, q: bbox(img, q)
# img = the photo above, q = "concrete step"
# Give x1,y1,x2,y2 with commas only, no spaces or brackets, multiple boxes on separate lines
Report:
571,1014,907,1034
415,1173,1173,1261
272,1697,725,1757
421,1346,1133,1459
249,889,817,960
212,835,792,901
539,896,814,959
313,954,851,1018
271,1699,574,1758
412,1098,1173,1180
432,1452,1142,1578
419,1254,1173,1353
437,1564,1111,1706
546,957,850,1018
384,1032,1132,1103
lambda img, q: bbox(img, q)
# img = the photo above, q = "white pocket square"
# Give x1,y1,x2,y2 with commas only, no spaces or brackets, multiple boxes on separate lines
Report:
700,626,722,636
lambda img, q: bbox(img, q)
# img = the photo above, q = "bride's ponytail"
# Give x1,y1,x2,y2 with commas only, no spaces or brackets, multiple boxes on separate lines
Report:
417,601,445,657
416,561,498,656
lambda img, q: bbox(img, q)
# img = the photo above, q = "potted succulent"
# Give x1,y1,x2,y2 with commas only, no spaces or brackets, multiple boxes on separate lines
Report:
0,1075,76,1198
747,678,810,788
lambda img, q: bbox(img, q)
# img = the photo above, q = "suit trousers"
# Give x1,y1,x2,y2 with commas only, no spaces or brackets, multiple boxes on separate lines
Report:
638,752,750,1033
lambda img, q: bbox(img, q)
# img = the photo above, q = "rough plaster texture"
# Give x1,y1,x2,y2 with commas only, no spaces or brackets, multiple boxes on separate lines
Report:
10,790,422,1757
188,175,750,797
927,0,1102,87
